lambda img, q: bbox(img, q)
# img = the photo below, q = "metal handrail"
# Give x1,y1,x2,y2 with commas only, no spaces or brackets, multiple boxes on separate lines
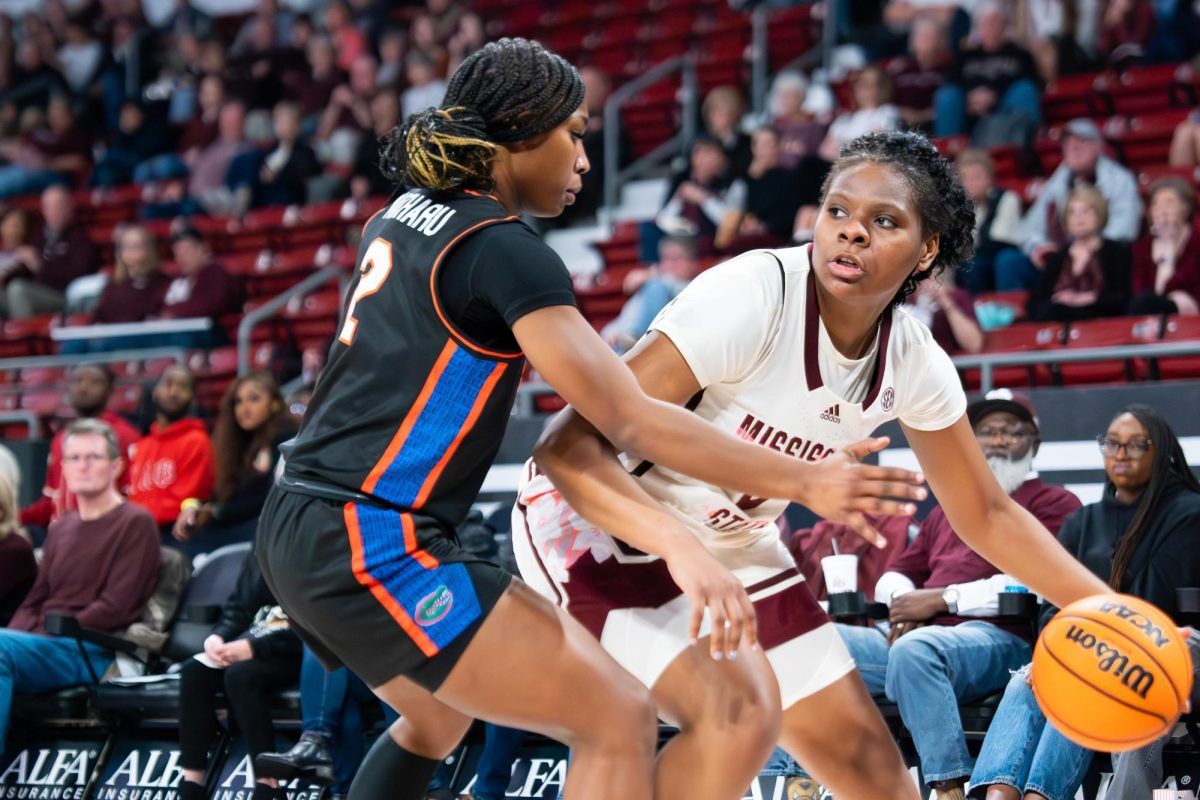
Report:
602,55,699,228
953,340,1200,393
0,411,43,440
0,346,188,371
237,266,346,376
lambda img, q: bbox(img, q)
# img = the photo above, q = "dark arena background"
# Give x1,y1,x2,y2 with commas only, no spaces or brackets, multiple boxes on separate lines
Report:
1,0,1200,798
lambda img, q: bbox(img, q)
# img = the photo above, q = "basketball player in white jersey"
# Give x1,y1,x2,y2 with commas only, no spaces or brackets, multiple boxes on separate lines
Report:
512,131,1110,800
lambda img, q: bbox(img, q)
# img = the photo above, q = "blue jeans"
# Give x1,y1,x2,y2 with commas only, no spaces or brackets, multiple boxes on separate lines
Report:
933,79,1042,139
958,245,1031,295
0,630,113,749
1107,631,1200,797
0,165,62,199
835,621,1032,785
601,276,684,350
298,647,395,792
968,666,1093,800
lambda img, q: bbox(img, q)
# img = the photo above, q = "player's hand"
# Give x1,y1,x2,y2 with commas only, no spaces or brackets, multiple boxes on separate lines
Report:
888,588,947,624
801,437,926,549
663,534,757,661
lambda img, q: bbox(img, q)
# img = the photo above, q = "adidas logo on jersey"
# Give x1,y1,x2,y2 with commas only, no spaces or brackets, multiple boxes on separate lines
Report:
819,404,841,423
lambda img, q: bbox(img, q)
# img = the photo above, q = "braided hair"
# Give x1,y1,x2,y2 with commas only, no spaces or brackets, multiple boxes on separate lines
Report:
379,38,584,192
1106,404,1200,592
820,130,976,305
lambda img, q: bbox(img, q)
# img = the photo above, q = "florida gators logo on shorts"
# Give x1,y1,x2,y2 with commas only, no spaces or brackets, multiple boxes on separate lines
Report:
416,585,454,626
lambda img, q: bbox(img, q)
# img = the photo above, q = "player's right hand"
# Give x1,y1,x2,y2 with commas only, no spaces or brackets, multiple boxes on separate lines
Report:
802,436,926,549
663,535,757,661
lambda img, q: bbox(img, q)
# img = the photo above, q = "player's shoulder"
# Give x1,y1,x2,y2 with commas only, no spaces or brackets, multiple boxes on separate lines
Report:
889,302,939,352
693,247,795,296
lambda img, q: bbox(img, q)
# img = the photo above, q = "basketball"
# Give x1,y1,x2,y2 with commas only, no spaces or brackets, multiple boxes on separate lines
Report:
1032,593,1193,752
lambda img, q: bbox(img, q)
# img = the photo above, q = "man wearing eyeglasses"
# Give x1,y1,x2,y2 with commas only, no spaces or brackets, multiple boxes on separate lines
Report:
0,418,159,752
828,389,1082,800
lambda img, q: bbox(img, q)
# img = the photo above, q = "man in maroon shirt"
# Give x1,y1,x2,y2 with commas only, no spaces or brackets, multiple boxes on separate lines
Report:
1,184,98,319
830,390,1081,800
160,227,242,331
0,418,159,750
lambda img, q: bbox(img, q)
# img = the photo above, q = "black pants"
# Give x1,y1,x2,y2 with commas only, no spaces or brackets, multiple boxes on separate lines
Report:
178,653,300,771
1127,290,1179,316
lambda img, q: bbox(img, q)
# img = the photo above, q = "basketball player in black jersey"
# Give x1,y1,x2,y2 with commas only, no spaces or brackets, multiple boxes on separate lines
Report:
256,39,928,800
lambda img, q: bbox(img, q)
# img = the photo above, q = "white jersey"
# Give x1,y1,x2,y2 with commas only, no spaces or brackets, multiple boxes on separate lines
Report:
519,243,967,554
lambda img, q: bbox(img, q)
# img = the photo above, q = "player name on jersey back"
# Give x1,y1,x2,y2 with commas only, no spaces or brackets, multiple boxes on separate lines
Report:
381,190,458,236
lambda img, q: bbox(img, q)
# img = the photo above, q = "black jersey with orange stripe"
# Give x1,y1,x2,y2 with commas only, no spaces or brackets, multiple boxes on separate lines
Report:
282,188,575,529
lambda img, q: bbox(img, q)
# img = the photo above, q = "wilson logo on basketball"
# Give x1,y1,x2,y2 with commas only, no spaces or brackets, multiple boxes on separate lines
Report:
416,585,454,626
1064,624,1156,699
819,404,840,423
1097,601,1170,647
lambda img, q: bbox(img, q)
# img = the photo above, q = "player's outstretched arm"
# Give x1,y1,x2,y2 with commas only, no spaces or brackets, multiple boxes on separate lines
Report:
514,307,925,546
902,416,1110,609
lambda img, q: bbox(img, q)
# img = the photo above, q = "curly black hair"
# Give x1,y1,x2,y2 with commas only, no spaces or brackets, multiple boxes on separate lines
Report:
379,38,584,192
820,130,976,305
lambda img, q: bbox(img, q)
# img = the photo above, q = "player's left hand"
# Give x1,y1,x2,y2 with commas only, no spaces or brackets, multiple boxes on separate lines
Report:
888,589,947,625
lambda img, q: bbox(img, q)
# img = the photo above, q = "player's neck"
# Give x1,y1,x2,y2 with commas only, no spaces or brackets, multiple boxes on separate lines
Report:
813,282,885,359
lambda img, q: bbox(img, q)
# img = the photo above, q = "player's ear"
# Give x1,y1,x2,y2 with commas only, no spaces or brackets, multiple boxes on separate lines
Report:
915,233,939,273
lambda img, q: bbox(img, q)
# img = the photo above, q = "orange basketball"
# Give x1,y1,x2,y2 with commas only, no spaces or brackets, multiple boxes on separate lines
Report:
1031,593,1193,752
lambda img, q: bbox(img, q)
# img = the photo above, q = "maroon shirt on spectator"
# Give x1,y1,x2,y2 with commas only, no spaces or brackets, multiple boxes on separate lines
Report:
0,533,36,625
177,117,219,154
25,125,92,166
887,55,948,116
9,502,160,635
886,478,1081,638
161,260,242,320
1131,233,1200,298
284,70,343,118
930,288,979,354
93,271,172,324
27,224,99,293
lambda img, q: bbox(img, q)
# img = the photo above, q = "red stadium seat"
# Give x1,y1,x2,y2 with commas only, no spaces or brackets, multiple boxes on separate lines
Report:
1041,72,1106,124
1108,109,1190,171
1058,315,1162,385
1156,314,1200,380
964,321,1065,389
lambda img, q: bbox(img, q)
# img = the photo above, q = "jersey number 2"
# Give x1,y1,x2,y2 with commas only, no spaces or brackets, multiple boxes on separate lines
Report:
338,238,393,346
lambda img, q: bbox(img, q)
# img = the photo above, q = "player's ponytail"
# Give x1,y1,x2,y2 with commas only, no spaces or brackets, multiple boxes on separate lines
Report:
379,105,499,192
378,38,584,194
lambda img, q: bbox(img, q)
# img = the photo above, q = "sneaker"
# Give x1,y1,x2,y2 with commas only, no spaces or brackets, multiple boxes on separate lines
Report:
254,732,335,785
784,777,821,800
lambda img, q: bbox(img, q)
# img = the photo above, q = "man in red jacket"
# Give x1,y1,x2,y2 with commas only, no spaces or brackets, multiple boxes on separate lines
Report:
128,365,214,536
20,363,141,529
1,418,159,750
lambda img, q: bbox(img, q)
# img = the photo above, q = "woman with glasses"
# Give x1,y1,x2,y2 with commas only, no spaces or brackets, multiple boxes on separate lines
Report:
968,404,1200,800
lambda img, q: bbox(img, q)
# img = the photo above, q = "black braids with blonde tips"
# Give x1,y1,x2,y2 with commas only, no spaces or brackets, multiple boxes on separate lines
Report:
378,38,584,193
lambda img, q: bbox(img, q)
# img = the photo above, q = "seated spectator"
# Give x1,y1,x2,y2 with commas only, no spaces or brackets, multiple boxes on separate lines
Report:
409,12,449,76
1015,0,1093,83
933,2,1041,146
55,20,103,98
816,66,901,162
175,550,301,800
347,92,400,202
834,392,1080,800
188,100,251,215
1129,177,1200,316
767,71,828,169
445,12,486,77
601,236,702,352
887,14,951,129
92,100,170,188
3,39,68,114
92,225,171,324
20,363,142,530
655,138,733,254
1004,118,1141,291
236,100,319,209
316,54,377,145
716,128,809,250
0,445,34,626
0,94,90,198
1027,185,1132,321
0,208,31,284
172,373,291,556
904,273,985,353
0,419,160,752
324,1,366,73
1098,0,1155,62
284,35,342,125
376,27,408,90
969,404,1200,800
133,74,225,185
701,85,753,181
1168,109,1200,168
955,149,1024,294
2,183,98,319
128,366,214,539
160,227,242,326
400,51,446,120
789,513,914,601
